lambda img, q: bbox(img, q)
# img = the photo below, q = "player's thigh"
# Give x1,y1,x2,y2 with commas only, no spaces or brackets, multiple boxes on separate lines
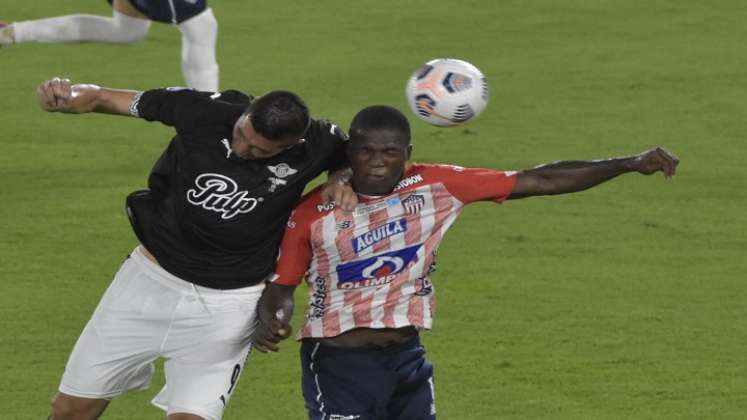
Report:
301,341,398,420
388,370,436,420
60,319,157,399
60,255,165,398
111,0,148,19
155,284,263,420
387,342,436,420
158,345,252,420
167,413,204,420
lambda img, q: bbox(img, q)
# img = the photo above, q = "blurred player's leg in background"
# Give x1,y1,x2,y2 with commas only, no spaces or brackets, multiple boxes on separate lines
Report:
0,0,150,45
177,8,219,91
0,22,11,45
1,0,219,91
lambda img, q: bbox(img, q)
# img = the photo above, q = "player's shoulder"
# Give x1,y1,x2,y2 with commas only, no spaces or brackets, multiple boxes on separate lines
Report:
294,186,325,210
396,163,510,194
400,163,468,183
410,162,516,179
290,186,332,224
306,118,347,143
389,163,451,192
140,87,248,111
412,162,468,175
210,89,254,106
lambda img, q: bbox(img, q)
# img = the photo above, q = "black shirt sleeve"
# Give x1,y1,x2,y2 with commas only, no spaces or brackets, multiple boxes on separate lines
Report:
307,119,350,173
133,88,250,136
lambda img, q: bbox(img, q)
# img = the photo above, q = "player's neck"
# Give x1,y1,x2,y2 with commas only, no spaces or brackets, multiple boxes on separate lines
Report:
354,186,395,199
357,191,392,199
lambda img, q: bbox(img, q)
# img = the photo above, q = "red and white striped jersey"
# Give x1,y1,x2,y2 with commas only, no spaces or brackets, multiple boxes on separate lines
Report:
272,163,517,338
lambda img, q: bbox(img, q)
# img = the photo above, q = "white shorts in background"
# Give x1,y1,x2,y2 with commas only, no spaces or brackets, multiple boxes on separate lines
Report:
59,246,264,420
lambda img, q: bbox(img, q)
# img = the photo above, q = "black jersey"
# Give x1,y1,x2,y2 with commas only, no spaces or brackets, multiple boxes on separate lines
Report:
126,88,347,289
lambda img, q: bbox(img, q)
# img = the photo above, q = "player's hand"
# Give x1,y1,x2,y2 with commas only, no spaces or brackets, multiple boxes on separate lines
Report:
253,315,292,353
630,147,679,178
252,283,295,353
322,168,357,212
322,181,357,212
36,77,100,113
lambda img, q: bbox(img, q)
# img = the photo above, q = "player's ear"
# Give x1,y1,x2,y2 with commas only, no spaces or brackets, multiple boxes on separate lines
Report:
406,144,413,160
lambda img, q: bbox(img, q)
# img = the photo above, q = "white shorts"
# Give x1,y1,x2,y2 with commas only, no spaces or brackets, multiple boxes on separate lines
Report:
59,246,264,420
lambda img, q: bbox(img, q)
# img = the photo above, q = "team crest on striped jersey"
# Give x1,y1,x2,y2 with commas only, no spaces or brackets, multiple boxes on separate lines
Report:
402,194,425,214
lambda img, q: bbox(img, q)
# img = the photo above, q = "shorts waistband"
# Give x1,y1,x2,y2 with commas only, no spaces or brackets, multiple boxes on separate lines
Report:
303,328,420,351
130,246,265,296
303,336,422,355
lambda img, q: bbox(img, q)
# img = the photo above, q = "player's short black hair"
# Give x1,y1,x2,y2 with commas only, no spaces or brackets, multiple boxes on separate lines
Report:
247,91,311,142
349,105,411,145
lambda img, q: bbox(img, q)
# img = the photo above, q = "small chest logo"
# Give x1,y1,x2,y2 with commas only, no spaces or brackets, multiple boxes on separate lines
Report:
221,138,232,158
267,163,298,192
402,194,425,214
267,163,298,178
336,220,352,230
267,177,287,193
353,197,400,217
317,202,337,213
186,173,262,219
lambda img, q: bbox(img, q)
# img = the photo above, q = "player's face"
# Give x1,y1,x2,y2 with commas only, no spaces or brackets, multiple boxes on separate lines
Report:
232,115,299,160
348,130,411,195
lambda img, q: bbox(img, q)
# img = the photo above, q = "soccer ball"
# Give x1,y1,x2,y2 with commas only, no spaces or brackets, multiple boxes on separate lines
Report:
405,58,488,127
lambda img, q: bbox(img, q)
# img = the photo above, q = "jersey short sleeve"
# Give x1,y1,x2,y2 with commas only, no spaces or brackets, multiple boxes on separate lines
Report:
304,119,349,172
424,164,517,204
133,88,248,135
272,189,324,286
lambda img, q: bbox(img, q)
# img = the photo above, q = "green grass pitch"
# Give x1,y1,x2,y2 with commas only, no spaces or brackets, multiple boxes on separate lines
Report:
1,1,746,418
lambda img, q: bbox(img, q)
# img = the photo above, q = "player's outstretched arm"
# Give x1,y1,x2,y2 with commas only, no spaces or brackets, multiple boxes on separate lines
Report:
252,282,296,353
36,77,139,116
509,147,679,199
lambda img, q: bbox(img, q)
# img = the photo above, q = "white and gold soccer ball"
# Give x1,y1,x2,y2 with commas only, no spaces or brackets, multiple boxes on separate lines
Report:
405,58,488,127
